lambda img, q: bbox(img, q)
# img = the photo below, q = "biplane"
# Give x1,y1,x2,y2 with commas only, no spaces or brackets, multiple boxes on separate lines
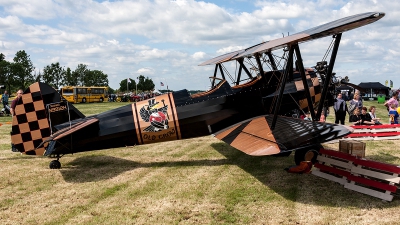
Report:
11,12,384,169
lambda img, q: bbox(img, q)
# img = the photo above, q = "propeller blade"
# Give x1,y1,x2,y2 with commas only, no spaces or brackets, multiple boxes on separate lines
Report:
340,80,364,92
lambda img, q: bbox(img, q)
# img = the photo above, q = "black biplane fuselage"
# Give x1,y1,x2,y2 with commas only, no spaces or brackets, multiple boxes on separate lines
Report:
10,12,385,168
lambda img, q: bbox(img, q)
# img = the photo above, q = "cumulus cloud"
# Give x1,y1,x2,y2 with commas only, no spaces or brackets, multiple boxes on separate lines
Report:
192,52,206,60
0,0,397,90
136,67,154,74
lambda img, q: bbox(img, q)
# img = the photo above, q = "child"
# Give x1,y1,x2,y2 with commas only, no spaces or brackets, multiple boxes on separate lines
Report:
304,112,312,121
388,104,399,124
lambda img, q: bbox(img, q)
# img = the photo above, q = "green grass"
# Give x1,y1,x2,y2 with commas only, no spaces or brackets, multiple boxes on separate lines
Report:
1,100,400,224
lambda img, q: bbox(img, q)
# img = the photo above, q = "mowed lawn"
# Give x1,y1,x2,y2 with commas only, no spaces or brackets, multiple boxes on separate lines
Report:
1,101,400,224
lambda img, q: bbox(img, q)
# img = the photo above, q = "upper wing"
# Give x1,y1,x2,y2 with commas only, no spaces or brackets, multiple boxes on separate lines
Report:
199,12,384,66
214,115,352,156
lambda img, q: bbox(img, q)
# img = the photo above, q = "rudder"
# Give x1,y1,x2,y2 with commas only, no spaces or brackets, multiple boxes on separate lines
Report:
11,82,84,155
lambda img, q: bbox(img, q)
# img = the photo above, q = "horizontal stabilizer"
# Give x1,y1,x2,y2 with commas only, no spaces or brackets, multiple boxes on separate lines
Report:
214,115,351,156
43,118,99,156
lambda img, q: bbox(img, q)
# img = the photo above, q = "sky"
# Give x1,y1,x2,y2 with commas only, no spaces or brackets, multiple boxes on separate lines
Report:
0,0,398,91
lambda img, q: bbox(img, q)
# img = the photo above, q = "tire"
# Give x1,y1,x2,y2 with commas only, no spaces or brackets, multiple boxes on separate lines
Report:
49,160,61,169
82,97,86,103
294,145,322,165
99,97,103,102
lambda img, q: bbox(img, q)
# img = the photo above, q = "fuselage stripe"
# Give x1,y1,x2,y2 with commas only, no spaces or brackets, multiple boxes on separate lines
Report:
167,93,180,140
133,102,144,144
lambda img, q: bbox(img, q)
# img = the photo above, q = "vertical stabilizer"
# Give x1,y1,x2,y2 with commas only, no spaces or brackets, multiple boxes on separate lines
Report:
11,82,84,155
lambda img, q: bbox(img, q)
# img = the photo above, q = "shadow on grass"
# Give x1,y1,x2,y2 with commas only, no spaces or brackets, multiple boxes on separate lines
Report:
210,142,400,208
60,154,231,183
59,143,400,208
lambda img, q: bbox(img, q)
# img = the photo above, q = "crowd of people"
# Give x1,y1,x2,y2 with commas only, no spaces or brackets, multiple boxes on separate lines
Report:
108,91,161,102
332,90,399,125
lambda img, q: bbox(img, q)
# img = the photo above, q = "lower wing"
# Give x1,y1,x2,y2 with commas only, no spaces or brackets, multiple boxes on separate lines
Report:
214,115,352,156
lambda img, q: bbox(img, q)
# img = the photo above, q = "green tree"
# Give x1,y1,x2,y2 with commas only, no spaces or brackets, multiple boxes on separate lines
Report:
107,87,115,94
84,70,108,86
137,75,155,91
64,67,79,86
0,59,13,93
119,78,136,92
12,50,35,90
42,62,65,89
73,64,88,86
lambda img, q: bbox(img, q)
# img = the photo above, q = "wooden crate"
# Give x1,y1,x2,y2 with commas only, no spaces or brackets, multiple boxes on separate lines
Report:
339,140,366,158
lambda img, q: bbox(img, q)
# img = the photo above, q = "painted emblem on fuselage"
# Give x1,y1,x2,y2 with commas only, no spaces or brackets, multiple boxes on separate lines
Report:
139,99,169,132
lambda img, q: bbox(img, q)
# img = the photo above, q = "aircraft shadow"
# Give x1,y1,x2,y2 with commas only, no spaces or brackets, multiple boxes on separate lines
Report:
210,142,400,208
59,144,400,208
60,155,231,183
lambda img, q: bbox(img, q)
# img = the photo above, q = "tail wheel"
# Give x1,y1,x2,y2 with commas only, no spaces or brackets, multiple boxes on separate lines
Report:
99,97,103,102
294,145,322,165
82,97,86,103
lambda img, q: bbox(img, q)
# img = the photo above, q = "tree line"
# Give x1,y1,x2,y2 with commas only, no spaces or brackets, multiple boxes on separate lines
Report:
118,75,155,93
0,50,109,94
0,50,158,95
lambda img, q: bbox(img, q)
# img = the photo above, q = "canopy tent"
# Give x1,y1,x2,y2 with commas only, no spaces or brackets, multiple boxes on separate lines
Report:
358,82,390,98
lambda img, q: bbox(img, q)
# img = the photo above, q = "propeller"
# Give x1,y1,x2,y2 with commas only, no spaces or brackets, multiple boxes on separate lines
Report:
340,79,364,92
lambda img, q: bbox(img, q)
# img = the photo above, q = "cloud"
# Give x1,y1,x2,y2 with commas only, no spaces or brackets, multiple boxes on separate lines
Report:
192,51,206,60
0,0,397,90
136,67,154,74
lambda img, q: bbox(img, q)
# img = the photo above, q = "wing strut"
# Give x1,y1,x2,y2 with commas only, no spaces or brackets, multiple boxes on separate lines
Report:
316,33,342,120
237,58,253,79
236,63,243,85
294,44,316,119
266,52,278,71
218,64,226,80
271,45,294,130
255,53,265,77
211,64,218,87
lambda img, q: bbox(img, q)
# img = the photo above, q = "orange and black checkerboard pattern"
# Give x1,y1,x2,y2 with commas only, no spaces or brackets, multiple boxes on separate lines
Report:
11,83,50,155
295,69,321,109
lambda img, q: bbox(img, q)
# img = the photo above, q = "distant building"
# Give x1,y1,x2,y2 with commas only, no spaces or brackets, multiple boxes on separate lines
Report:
358,82,390,99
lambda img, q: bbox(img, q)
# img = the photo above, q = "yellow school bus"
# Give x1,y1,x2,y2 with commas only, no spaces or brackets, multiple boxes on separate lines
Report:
61,86,108,103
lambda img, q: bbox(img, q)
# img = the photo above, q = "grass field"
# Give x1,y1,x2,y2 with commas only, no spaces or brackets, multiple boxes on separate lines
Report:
1,101,400,224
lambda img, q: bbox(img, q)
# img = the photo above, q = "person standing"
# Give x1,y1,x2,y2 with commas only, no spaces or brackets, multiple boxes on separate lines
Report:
1,90,9,107
384,92,399,111
1,90,9,115
10,89,23,152
388,103,399,124
334,92,347,125
10,89,23,116
348,92,362,121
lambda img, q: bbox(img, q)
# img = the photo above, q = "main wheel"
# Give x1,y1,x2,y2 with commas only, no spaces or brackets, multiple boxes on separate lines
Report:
82,97,87,103
294,145,322,165
49,160,61,169
99,97,103,102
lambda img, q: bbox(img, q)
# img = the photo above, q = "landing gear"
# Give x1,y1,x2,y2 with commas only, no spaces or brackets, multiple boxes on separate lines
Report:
294,144,322,165
49,160,61,169
49,154,62,169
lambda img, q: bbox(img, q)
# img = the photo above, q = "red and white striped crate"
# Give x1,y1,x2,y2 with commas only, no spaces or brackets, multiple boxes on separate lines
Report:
312,149,400,201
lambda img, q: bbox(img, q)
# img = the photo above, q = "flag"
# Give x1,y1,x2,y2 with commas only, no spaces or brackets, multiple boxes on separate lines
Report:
128,78,131,83
390,80,393,88
160,82,164,86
